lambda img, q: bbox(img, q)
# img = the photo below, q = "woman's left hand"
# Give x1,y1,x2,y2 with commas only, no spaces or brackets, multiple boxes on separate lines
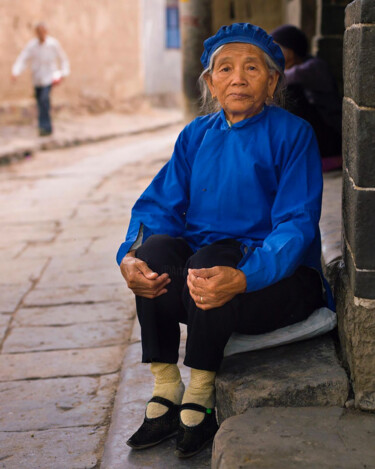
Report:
187,266,247,310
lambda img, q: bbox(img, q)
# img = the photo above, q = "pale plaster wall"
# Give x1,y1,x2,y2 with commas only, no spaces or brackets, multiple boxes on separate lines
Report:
0,0,143,110
285,0,302,26
141,0,182,95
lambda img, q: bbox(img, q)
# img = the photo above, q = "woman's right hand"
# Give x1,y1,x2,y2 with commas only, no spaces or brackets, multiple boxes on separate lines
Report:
120,251,171,298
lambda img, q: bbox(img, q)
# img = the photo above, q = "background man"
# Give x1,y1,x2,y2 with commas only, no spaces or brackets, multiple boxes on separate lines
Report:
271,24,342,162
11,22,70,136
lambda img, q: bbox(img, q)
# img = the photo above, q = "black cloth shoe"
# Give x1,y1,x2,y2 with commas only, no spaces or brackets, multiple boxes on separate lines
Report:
175,403,219,458
126,396,180,450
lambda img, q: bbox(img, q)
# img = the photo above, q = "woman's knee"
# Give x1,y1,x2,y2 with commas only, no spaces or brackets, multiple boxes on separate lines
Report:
136,235,192,274
186,241,242,270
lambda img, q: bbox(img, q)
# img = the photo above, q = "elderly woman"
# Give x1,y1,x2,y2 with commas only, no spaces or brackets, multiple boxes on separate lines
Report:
117,23,328,458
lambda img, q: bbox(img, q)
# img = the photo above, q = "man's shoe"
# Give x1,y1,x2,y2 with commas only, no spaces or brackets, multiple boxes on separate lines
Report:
175,403,219,458
126,396,180,450
39,129,52,137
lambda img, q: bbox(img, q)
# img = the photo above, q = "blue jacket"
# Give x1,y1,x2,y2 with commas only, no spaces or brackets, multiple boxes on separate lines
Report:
117,105,333,307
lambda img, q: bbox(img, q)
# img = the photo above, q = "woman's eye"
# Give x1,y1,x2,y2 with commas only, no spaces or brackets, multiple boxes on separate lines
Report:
247,66,256,71
219,66,230,72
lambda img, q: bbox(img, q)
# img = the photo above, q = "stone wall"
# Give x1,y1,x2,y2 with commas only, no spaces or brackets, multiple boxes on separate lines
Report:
0,0,142,121
343,0,375,299
337,0,375,411
336,272,375,411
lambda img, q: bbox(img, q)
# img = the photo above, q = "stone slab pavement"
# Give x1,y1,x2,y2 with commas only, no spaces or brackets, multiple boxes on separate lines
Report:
0,118,183,468
0,107,182,165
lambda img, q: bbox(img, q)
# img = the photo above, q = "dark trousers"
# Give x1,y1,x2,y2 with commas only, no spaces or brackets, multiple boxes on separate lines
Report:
135,235,325,371
35,85,52,133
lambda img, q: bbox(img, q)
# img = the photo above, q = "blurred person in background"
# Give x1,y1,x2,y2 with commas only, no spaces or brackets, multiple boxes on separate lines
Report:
11,22,70,136
271,24,342,167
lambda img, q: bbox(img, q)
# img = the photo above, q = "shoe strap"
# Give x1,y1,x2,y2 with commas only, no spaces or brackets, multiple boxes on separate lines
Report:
148,396,177,409
180,402,213,414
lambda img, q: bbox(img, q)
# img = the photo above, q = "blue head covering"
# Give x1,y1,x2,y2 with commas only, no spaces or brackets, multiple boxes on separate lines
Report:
201,23,285,71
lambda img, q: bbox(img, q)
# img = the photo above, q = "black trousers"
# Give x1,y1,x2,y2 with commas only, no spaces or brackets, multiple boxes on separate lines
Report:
135,235,325,371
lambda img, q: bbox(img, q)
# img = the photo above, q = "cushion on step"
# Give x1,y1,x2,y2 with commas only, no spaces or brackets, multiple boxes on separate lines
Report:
224,307,337,357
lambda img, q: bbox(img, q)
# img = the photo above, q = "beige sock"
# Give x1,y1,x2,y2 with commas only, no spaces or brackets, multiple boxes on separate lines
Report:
180,368,216,426
146,363,185,419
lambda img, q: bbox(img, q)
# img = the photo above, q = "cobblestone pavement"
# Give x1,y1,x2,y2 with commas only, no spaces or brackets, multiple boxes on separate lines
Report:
0,124,182,469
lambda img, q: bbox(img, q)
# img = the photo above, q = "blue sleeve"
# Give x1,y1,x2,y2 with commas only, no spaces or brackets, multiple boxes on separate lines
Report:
116,125,192,265
237,123,323,292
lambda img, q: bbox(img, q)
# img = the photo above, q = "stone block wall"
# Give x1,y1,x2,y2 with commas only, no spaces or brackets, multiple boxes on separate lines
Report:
336,271,375,411
337,0,375,411
342,0,375,298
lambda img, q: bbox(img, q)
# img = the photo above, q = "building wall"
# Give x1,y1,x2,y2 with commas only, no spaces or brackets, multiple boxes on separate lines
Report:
141,0,182,97
212,0,284,33
0,0,143,113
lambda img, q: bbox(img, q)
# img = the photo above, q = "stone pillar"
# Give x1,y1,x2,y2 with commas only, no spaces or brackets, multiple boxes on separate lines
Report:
337,0,375,411
313,0,350,96
179,0,212,121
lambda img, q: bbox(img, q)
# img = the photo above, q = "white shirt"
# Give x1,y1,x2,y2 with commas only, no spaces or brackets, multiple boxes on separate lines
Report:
12,36,70,87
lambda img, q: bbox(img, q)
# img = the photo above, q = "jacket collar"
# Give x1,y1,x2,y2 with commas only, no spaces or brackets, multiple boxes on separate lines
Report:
219,106,268,129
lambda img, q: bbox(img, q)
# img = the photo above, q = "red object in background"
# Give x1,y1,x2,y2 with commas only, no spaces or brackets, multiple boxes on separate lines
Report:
322,155,342,172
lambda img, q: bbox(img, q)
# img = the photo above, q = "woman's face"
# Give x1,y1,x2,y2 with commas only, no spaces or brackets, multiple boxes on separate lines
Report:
204,43,279,124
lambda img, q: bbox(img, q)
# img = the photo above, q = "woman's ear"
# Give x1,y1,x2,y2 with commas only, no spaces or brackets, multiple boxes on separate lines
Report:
204,73,216,99
267,71,279,99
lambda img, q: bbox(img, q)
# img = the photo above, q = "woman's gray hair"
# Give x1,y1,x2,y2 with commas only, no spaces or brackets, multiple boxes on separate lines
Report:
198,46,224,114
198,45,286,115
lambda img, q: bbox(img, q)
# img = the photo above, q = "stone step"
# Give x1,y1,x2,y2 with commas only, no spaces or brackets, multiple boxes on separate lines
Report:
212,407,375,469
216,335,349,423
